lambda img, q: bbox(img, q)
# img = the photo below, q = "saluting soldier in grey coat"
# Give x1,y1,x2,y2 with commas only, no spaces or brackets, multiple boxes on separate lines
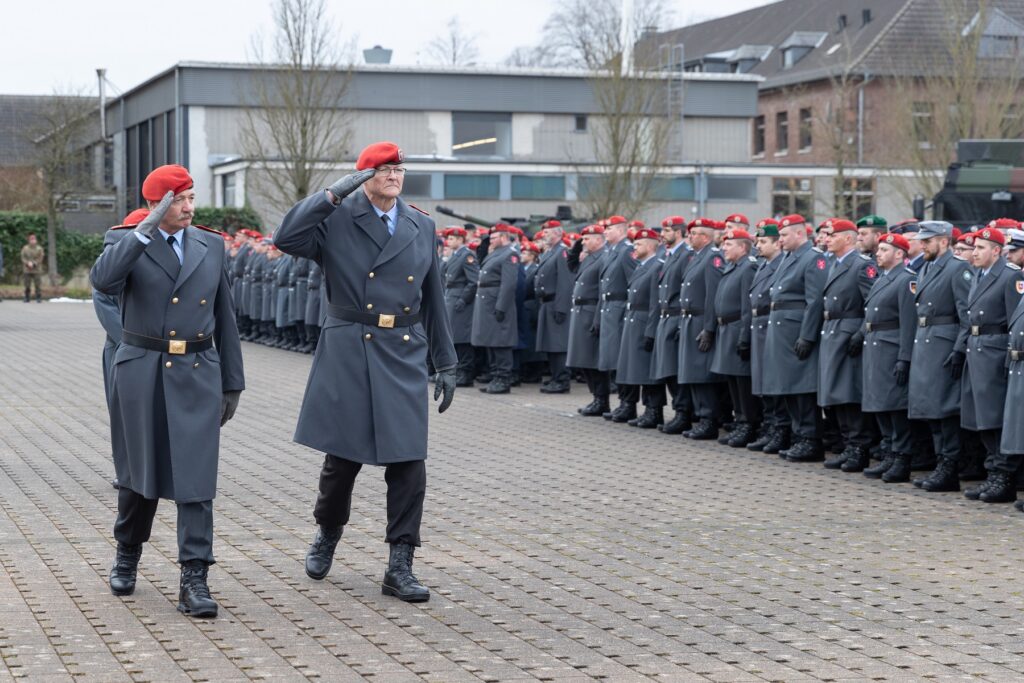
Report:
597,218,639,413
762,215,828,462
710,229,759,447
472,225,521,394
616,228,666,415
906,222,972,493
275,142,456,603
859,234,918,482
646,216,693,432
959,227,1024,504
566,226,608,415
442,227,479,386
304,259,323,351
90,165,244,619
534,225,573,392
678,218,727,440
817,220,879,472
746,220,787,453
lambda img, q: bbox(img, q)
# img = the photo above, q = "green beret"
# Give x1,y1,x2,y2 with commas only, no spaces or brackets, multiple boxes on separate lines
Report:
856,215,888,230
755,219,779,237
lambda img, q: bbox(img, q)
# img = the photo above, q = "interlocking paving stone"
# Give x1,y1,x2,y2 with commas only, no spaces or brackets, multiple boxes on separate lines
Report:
2,302,1024,681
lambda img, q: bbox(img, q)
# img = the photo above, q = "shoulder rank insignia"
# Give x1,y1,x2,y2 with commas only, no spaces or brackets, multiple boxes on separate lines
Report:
1008,262,1022,270
748,255,758,263
111,224,133,231
859,253,872,261
812,247,824,253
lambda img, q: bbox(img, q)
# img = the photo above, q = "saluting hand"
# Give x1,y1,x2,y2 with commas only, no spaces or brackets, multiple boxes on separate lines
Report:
134,191,174,240
326,169,376,204
434,369,456,413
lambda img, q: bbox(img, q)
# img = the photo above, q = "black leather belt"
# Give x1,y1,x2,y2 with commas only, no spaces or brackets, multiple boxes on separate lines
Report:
1009,349,1023,362
770,301,804,311
680,309,703,317
327,304,421,328
661,307,681,318
970,323,1007,336
751,305,770,318
918,315,957,328
539,294,556,303
478,283,499,288
823,311,864,321
601,292,627,302
573,297,598,306
122,330,213,355
717,313,741,325
865,320,900,332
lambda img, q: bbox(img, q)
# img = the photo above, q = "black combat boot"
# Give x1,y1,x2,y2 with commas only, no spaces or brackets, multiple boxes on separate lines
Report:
684,418,718,440
580,398,610,417
881,454,911,483
305,525,342,580
1014,499,1024,512
381,543,430,602
484,375,511,394
728,423,757,448
979,472,1016,503
746,425,774,451
178,560,218,618
658,412,691,434
717,428,733,445
918,457,961,492
840,446,871,473
540,381,570,394
762,427,791,455
109,543,143,596
632,406,664,428
611,402,638,423
824,445,855,469
964,475,994,500
863,451,896,479
455,371,475,388
785,439,825,462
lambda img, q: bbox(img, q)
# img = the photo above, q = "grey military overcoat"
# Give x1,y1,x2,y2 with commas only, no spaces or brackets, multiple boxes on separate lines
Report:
616,255,662,385
274,254,293,328
232,243,252,314
248,251,266,320
861,264,917,412
749,254,782,396
261,256,278,321
534,243,572,352
1000,296,1024,454
275,190,456,465
761,242,827,396
567,247,605,369
90,225,245,502
289,256,310,323
961,258,1024,431
305,260,323,326
677,246,726,384
711,257,756,377
908,251,972,420
444,246,480,344
817,252,877,407
471,244,520,348
597,240,638,371
647,246,691,380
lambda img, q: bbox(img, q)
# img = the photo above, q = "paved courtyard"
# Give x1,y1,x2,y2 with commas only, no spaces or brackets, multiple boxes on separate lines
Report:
1,302,1024,682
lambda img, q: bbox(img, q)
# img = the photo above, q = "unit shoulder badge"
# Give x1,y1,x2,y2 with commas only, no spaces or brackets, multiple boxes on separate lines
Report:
1017,281,1024,295
910,281,917,294
963,270,973,280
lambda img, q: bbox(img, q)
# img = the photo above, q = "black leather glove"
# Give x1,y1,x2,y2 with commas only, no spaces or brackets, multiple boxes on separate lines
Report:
553,311,567,325
495,310,506,323
847,333,864,358
697,329,714,353
943,350,965,380
643,337,655,352
454,300,466,313
220,390,241,426
893,360,910,387
433,369,456,413
671,326,680,341
134,191,174,240
736,341,751,361
589,323,600,337
794,338,814,360
569,239,583,257
327,169,375,204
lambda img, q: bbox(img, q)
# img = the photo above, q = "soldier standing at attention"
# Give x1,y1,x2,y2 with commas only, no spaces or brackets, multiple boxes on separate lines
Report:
615,229,665,421
533,223,573,393
597,216,639,418
90,164,244,618
275,142,456,603
856,215,888,257
20,234,45,302
443,227,480,387
648,217,693,431
472,224,521,394
566,225,608,415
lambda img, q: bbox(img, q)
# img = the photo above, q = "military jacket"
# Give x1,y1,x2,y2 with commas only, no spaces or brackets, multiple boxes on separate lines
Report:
471,244,520,348
711,256,756,377
749,254,782,396
677,246,726,384
616,255,662,385
648,246,691,380
443,246,479,345
818,251,878,407
861,264,917,412
534,243,572,352
598,240,638,371
305,260,323,326
1000,295,1024,454
566,247,605,369
288,256,310,323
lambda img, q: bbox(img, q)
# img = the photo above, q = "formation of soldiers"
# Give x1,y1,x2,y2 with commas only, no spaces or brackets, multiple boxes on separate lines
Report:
226,212,1024,510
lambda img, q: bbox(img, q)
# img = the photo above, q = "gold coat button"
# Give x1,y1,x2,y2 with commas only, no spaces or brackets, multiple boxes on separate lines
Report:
169,330,177,337
193,362,200,368
365,333,372,340
368,272,375,279
200,299,207,305
407,276,414,282
197,332,205,338
171,297,179,304
403,334,410,342
366,303,374,310
403,306,411,313
165,361,173,368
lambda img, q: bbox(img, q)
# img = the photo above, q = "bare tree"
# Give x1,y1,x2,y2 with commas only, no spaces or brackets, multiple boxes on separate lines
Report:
883,0,1024,205
423,17,480,66
542,0,672,70
238,0,353,210
503,45,561,68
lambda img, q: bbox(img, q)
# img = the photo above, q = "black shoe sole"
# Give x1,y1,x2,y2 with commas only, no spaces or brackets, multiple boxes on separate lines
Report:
381,584,430,602
177,603,218,618
110,584,135,596
305,563,331,581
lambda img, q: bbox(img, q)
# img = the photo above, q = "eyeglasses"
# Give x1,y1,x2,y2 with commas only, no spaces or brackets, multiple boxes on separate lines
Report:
375,166,406,177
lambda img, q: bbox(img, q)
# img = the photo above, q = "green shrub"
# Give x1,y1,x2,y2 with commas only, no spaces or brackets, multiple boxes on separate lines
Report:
0,212,104,285
193,206,263,235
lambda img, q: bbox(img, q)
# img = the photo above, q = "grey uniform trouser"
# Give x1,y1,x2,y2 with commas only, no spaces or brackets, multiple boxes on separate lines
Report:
114,487,214,564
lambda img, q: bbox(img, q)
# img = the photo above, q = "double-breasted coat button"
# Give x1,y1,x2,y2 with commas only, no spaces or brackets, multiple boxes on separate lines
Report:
200,299,207,305
368,272,375,279
197,332,205,338
169,330,177,337
403,334,410,341
365,333,372,340
366,303,374,310
172,297,179,304
193,362,200,368
403,306,411,313
407,276,414,282
165,361,173,368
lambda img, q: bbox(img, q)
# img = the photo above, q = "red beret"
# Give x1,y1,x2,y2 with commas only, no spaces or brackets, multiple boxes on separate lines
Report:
880,233,910,252
713,220,727,230
988,218,1019,231
757,218,779,229
827,219,857,234
779,214,806,228
356,141,404,171
580,224,605,236
634,228,660,241
223,233,234,242
628,220,645,229
951,228,963,241
567,232,581,241
976,227,1006,245
723,229,753,241
958,231,976,245
542,219,562,229
662,216,687,228
689,217,715,230
141,164,193,201
511,226,525,237
724,213,749,226
122,208,151,225
806,226,814,236
607,215,627,225
522,241,540,253
492,223,517,235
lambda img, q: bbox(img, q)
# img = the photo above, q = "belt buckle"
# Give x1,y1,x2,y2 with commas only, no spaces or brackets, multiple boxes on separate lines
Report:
866,322,873,332
168,340,187,355
770,303,777,311
378,314,396,329
1012,350,1021,362
971,324,980,336
918,316,927,328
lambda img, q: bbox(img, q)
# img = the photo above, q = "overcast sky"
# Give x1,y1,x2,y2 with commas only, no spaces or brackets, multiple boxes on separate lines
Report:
0,0,771,96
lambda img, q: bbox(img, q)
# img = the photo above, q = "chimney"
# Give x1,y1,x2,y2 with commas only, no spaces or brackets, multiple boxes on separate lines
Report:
363,45,392,64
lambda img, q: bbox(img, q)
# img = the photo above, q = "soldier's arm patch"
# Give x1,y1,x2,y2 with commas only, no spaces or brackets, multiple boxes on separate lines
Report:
910,281,917,294
865,265,878,279
816,257,827,270
1017,280,1024,295
713,256,723,268
511,255,519,264
963,270,973,280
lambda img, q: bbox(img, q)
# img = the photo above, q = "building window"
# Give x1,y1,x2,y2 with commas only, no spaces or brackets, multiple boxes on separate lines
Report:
574,115,587,132
799,108,813,151
912,102,933,149
87,199,116,213
57,199,81,212
782,47,811,69
402,173,432,198
707,176,757,201
753,115,766,156
775,112,789,154
771,177,813,218
511,175,565,200
102,142,114,189
452,112,511,157
649,176,696,201
838,178,875,220
222,173,236,207
444,174,500,199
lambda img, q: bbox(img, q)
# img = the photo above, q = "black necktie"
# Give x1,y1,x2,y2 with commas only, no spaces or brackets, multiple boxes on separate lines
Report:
166,234,181,264
381,214,393,236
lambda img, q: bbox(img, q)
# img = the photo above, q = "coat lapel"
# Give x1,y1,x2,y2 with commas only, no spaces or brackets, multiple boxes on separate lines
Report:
373,200,419,269
351,191,388,252
969,258,1003,305
173,227,208,291
865,265,896,304
145,233,182,281
916,251,949,300
825,254,851,290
